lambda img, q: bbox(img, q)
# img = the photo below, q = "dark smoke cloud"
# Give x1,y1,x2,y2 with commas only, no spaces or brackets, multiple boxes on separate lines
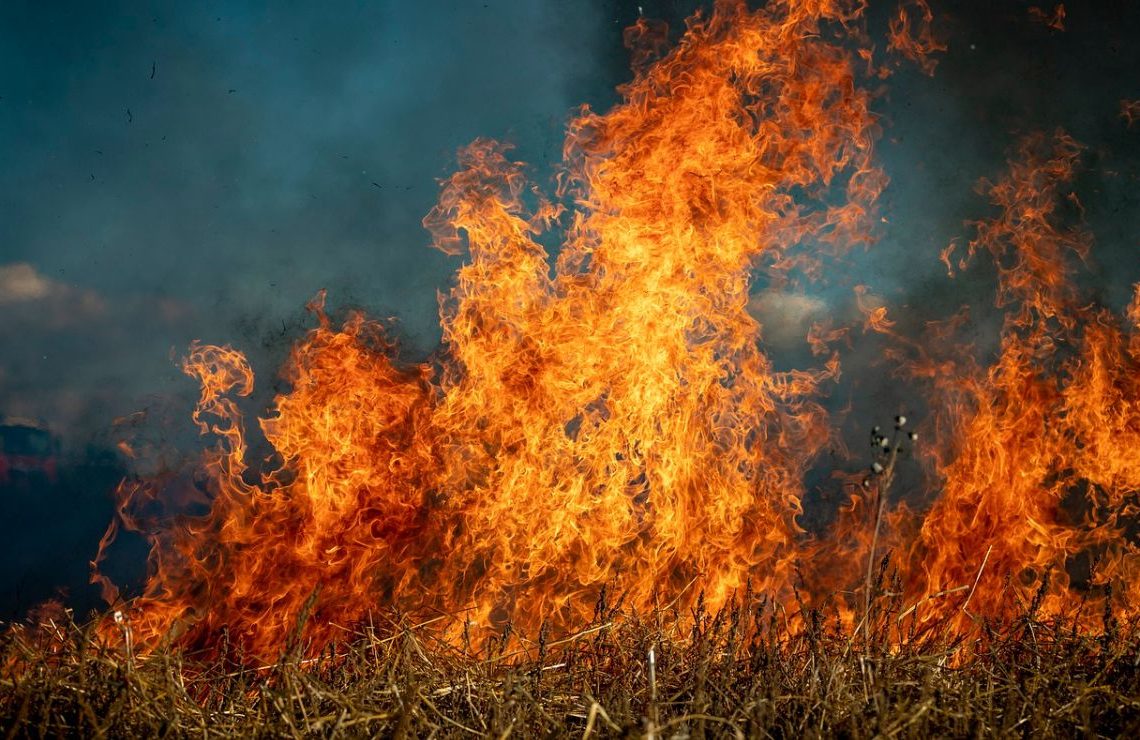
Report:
0,0,627,442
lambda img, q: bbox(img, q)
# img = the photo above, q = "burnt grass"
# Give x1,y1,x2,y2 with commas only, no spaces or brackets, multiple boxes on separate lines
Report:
2,580,1139,739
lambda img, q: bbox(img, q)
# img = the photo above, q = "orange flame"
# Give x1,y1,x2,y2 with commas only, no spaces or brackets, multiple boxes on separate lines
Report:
1029,4,1067,32
894,132,1140,631
92,1,1140,662
886,0,945,76
1122,99,1140,128
96,0,893,660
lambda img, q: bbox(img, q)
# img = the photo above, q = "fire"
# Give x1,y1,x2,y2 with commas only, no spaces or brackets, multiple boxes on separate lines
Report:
899,132,1140,631
1123,99,1140,128
886,0,944,76
1029,4,1067,32
91,0,1139,662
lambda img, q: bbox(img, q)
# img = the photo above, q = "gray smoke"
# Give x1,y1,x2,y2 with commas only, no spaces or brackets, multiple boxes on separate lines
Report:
0,0,631,444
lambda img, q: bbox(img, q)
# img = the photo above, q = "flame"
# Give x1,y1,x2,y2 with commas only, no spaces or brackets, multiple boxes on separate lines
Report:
886,0,945,76
895,132,1140,630
1029,4,1067,32
91,0,1140,662
95,0,891,660
1122,99,1140,128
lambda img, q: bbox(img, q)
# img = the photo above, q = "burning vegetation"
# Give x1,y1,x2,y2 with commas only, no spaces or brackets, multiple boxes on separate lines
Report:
5,0,1140,734
89,0,1140,661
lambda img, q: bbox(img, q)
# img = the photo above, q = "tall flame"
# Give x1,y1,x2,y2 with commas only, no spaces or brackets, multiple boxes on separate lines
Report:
92,0,1140,661
899,132,1140,630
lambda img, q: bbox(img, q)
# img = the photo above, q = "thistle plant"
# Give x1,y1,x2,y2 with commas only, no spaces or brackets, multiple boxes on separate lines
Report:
862,415,918,641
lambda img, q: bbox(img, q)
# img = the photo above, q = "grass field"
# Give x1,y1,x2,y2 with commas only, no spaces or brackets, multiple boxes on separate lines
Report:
3,581,1138,738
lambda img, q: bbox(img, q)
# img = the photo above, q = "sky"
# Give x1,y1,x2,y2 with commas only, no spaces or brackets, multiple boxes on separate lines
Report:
0,0,1138,449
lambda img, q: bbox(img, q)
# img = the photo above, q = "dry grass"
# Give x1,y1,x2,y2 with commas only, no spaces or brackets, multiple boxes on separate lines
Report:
2,581,1139,738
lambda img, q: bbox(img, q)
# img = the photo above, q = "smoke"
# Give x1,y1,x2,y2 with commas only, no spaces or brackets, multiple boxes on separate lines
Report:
0,0,621,443
848,1,1140,457
0,0,629,619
